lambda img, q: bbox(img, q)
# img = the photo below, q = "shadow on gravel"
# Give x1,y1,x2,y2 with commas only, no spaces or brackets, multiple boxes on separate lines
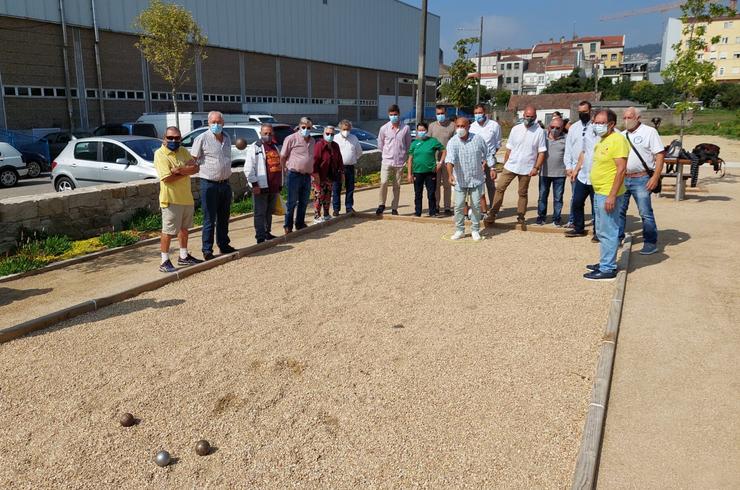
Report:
628,228,691,272
0,287,53,308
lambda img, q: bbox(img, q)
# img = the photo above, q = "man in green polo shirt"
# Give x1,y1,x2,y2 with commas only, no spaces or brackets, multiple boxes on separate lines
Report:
584,109,628,281
407,121,446,216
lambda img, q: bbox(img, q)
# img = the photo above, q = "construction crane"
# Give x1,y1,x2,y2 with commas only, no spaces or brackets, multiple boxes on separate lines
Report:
600,2,683,21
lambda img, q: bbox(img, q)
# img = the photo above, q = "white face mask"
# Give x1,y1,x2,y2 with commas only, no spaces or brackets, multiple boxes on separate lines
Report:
341,130,350,138
456,128,467,138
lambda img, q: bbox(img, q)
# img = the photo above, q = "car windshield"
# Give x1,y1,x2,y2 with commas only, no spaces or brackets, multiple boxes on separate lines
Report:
273,126,294,145
122,139,163,161
259,117,277,123
352,129,377,141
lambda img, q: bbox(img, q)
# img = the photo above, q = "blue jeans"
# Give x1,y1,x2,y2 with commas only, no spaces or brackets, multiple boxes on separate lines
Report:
454,183,484,232
594,193,626,273
200,179,232,254
537,176,566,223
332,165,356,212
572,179,595,233
284,170,311,231
618,175,658,245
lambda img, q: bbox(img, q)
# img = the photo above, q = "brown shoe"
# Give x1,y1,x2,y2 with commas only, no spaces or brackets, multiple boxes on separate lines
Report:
483,211,496,224
284,227,292,235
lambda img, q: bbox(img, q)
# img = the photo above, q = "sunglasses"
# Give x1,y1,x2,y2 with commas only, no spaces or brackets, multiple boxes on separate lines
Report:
165,136,181,141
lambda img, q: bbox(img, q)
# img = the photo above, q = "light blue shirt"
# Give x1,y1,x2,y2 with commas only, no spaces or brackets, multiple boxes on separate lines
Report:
564,120,598,185
445,133,487,189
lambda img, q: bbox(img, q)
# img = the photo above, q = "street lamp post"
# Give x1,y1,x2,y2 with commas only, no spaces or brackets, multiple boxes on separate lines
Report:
415,0,428,125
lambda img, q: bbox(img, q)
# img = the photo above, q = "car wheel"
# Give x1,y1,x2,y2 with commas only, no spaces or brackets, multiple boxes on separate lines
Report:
0,168,19,188
55,176,76,192
26,161,42,178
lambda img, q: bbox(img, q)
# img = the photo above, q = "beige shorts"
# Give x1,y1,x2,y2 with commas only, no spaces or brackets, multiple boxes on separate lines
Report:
161,204,194,235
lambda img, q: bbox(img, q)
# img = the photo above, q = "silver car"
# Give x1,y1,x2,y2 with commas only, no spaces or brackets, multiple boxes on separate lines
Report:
181,124,263,167
52,135,161,192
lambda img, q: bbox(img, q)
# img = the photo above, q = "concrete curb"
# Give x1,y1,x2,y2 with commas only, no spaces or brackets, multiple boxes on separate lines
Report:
571,234,633,489
0,212,357,344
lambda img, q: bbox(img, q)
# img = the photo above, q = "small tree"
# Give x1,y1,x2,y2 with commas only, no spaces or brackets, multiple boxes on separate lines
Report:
439,37,479,112
661,0,735,143
135,0,207,129
487,88,511,108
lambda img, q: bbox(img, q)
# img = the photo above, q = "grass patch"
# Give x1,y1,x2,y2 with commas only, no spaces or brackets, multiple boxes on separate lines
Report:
0,255,51,276
356,171,381,187
123,208,162,232
99,231,140,249
659,110,740,141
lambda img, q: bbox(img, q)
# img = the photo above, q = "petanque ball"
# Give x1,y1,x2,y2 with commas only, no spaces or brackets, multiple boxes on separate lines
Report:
154,450,171,467
119,412,135,427
235,138,248,151
195,439,211,456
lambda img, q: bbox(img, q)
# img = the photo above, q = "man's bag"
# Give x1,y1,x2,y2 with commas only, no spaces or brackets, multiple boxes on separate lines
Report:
273,195,285,216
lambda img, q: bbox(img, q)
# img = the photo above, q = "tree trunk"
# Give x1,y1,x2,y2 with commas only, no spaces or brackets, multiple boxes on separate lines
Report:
171,88,179,131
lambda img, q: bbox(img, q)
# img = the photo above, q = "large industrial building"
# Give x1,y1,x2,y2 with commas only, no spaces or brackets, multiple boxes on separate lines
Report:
0,0,440,131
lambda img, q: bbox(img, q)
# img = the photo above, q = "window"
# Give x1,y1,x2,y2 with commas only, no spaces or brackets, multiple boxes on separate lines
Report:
590,42,596,52
733,67,740,74
102,142,132,164
74,141,99,161
611,53,617,61
734,52,740,59
736,37,740,44
70,89,77,97
43,88,54,97
136,91,144,100
719,52,727,59
720,36,728,44
506,63,512,69
710,53,717,60
4,86,15,96
513,76,519,83
724,21,733,29
719,67,725,75
697,53,704,60
514,63,519,69
181,128,206,148
500,63,505,70
56,88,65,97
601,54,607,59
86,89,97,98
512,90,518,95
17,87,29,96
506,77,511,83
228,127,259,144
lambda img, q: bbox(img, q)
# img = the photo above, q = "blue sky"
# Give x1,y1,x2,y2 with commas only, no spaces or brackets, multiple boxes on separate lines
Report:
403,0,681,62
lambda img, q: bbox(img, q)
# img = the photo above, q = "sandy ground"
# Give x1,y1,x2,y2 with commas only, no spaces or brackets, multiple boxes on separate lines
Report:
0,218,613,488
661,135,740,162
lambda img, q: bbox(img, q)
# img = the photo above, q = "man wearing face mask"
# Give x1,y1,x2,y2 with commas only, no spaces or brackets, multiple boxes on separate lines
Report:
584,109,629,281
281,116,315,233
537,116,567,226
191,111,236,260
445,116,491,241
487,105,546,225
619,107,664,255
154,126,201,272
332,120,363,215
564,101,597,237
469,103,502,214
245,123,282,243
428,105,456,215
312,125,344,222
376,104,412,215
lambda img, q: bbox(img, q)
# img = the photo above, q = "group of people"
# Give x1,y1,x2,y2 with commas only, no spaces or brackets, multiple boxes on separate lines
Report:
153,101,664,282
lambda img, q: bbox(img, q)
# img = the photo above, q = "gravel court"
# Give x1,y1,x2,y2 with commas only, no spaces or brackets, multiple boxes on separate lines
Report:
0,217,612,488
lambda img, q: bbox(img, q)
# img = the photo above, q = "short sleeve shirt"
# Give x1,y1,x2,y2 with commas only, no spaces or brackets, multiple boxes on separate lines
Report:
408,137,444,173
622,124,665,173
590,132,629,196
427,120,455,148
154,146,194,207
504,123,547,175
191,131,232,181
281,131,315,174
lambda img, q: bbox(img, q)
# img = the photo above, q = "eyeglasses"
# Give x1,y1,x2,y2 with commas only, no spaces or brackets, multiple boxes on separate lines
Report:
165,136,181,141
299,125,309,130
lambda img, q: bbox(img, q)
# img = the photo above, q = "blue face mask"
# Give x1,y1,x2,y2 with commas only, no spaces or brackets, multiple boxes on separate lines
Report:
210,123,223,135
474,114,485,123
323,134,334,142
593,123,608,136
417,131,427,139
165,141,180,151
436,114,446,123
300,128,310,137
389,114,399,124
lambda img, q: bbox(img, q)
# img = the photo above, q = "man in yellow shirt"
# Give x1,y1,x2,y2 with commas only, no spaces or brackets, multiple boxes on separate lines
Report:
154,126,202,272
584,109,628,281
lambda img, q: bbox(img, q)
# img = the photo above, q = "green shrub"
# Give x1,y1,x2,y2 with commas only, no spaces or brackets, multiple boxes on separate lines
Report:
193,208,204,226
0,255,50,277
39,235,73,256
123,208,162,232
99,231,140,249
230,197,253,216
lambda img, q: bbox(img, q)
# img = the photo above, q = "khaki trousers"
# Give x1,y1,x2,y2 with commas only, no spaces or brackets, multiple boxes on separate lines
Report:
491,168,531,218
435,164,452,210
379,163,404,210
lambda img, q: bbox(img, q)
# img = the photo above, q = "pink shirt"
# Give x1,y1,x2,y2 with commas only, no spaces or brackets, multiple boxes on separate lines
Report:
378,121,412,167
281,131,315,174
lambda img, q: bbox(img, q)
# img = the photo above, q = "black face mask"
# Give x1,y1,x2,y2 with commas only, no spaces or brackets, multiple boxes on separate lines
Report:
579,112,590,124
524,117,536,127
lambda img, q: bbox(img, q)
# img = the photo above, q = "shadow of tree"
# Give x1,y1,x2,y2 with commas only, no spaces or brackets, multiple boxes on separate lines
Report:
0,287,53,308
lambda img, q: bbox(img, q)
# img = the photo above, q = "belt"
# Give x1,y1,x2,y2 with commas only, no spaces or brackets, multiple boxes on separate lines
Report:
288,169,311,175
202,178,229,184
626,171,649,178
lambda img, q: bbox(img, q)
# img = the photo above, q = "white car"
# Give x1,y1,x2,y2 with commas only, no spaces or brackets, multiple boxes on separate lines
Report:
0,142,28,188
181,123,294,167
51,135,161,192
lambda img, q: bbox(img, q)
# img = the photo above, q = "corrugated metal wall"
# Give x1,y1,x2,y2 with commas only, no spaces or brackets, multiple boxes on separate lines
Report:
0,0,440,77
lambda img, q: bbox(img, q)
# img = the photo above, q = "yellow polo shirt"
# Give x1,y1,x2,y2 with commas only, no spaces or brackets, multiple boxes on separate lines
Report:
154,146,194,207
590,132,628,196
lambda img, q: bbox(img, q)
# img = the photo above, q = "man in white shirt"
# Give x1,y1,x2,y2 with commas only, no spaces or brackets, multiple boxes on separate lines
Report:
564,100,599,240
332,119,363,215
469,103,502,211
618,107,665,255
486,105,546,224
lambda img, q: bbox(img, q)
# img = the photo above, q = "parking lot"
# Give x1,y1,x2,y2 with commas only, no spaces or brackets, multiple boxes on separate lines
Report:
0,174,54,200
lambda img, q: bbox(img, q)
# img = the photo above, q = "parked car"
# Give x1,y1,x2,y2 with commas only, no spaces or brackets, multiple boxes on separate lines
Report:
51,135,161,192
247,114,278,124
308,127,377,152
44,130,93,160
20,150,49,178
0,142,28,187
181,123,294,166
93,123,158,138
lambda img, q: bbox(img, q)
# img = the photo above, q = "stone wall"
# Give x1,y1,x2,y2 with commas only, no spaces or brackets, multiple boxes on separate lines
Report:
0,151,381,254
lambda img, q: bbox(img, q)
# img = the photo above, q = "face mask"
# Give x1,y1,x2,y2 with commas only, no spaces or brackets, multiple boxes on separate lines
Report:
550,128,561,138
456,128,467,138
341,130,350,138
524,117,536,127
166,141,180,151
323,134,334,142
389,115,399,124
261,134,272,143
436,114,446,123
579,112,590,124
624,119,638,130
474,114,485,123
417,131,427,139
210,123,223,135
300,128,310,137
593,123,608,136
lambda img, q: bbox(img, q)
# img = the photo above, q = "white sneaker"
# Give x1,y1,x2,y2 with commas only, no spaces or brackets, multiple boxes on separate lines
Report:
313,216,324,224
451,230,464,240
472,230,482,241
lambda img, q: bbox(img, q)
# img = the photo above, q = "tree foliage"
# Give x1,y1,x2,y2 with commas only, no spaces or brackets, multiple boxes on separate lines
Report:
439,38,479,109
135,0,207,125
487,88,512,108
